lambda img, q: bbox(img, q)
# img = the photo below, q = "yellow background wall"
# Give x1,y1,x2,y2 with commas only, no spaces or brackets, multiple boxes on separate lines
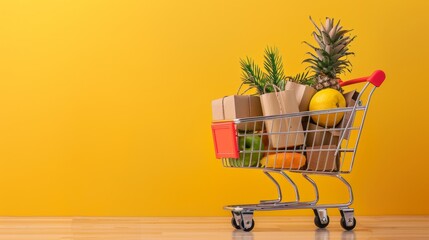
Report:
0,0,428,216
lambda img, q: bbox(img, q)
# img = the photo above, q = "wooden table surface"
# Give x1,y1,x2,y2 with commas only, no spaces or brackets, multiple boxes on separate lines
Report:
0,216,427,240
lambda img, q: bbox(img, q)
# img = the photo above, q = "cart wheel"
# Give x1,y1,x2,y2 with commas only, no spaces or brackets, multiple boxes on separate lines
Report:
240,219,255,232
340,217,356,231
314,215,330,228
231,217,241,230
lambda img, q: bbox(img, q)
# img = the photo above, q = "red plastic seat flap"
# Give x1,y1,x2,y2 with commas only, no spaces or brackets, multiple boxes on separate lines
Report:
211,121,239,159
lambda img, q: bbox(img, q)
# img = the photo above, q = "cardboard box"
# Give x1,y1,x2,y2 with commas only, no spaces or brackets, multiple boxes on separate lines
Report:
332,90,359,139
212,95,263,131
260,89,305,148
285,81,317,112
305,123,340,147
305,145,340,171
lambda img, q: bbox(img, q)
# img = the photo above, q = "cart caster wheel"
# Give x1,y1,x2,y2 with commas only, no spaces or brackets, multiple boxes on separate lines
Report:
240,219,255,232
314,215,330,228
231,217,241,230
341,217,356,231
313,209,329,229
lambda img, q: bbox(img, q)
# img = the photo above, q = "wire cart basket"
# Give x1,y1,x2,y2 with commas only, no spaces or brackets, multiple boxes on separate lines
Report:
211,70,385,232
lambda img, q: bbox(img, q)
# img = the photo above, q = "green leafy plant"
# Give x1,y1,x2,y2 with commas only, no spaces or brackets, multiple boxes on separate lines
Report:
239,46,287,95
263,46,287,91
239,57,267,95
287,71,315,86
239,46,315,95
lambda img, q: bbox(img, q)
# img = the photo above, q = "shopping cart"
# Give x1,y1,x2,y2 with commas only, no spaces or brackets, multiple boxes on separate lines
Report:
211,70,385,232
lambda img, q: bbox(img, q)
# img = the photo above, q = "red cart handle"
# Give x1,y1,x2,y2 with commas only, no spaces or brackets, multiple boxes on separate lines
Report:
339,70,386,87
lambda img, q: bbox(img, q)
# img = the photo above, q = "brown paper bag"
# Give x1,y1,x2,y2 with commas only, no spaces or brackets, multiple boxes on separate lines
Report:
285,81,317,112
260,88,305,148
305,145,340,171
212,95,263,131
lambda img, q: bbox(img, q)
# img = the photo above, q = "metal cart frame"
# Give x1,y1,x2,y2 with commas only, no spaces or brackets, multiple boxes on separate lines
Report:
211,70,385,231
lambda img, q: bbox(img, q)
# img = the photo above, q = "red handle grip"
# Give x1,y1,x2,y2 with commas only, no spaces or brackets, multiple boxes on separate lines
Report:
339,70,386,87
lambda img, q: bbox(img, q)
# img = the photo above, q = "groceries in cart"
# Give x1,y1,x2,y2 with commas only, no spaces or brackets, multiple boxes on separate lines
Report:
211,46,363,173
210,16,385,232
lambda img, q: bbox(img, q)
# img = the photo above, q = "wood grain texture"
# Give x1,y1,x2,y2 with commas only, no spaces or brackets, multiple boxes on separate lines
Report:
0,216,427,240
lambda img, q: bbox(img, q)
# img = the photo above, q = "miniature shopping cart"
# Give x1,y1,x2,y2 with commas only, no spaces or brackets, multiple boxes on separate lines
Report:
211,70,385,232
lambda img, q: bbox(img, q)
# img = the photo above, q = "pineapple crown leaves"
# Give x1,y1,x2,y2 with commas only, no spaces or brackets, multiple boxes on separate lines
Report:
239,46,287,94
303,16,356,78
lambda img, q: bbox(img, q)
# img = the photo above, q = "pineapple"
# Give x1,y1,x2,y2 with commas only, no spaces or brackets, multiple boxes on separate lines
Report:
303,17,356,92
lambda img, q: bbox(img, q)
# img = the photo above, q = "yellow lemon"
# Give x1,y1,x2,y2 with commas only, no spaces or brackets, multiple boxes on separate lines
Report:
309,89,346,127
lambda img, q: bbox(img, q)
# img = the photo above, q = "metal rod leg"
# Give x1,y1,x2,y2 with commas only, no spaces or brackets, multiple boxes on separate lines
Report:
302,173,320,204
260,171,282,204
279,171,300,202
302,173,354,209
334,174,354,205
